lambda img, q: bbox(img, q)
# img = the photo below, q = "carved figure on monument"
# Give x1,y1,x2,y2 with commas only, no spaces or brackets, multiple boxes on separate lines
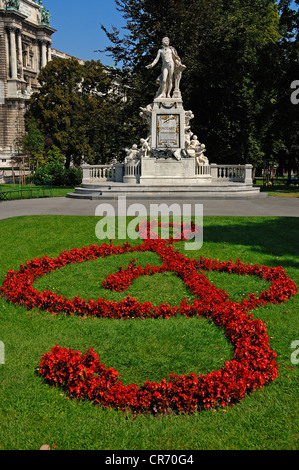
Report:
186,135,209,166
138,138,151,158
183,111,195,150
151,145,176,160
139,104,153,130
124,144,139,164
185,110,194,131
184,130,192,149
196,143,209,166
186,134,199,158
146,37,186,99
23,85,33,98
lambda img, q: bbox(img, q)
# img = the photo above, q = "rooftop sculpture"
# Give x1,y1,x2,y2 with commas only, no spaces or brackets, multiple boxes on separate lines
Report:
5,0,20,10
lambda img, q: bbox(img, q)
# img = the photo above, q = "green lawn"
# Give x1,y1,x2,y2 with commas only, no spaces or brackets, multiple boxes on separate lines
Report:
254,180,299,198
0,183,75,199
0,215,298,450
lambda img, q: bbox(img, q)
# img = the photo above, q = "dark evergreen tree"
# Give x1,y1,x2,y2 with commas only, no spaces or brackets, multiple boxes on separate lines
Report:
274,0,299,176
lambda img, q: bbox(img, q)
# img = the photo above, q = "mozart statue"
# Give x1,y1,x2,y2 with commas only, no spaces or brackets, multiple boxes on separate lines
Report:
146,37,186,99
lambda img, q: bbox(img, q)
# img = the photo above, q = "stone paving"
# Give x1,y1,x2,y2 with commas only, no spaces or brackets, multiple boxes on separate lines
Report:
0,195,298,220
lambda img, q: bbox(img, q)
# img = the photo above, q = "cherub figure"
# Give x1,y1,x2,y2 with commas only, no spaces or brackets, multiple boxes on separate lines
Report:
124,144,139,164
187,135,200,158
185,110,194,131
187,135,209,165
138,138,151,158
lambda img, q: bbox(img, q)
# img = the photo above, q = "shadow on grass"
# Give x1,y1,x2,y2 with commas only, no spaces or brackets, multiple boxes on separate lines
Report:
202,217,299,269
259,184,299,196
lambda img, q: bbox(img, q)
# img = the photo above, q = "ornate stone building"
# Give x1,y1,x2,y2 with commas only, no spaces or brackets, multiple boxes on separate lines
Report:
0,0,59,166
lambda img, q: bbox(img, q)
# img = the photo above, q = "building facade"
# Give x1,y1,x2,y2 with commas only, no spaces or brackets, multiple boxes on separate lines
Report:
0,0,57,166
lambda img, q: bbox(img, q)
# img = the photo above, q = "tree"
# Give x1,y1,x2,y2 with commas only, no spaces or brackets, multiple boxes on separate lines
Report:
26,58,123,167
101,0,287,168
21,117,45,172
273,0,299,176
46,145,65,164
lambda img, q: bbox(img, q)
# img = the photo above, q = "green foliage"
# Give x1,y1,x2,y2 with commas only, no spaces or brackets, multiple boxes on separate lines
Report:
26,58,125,166
273,0,299,174
21,118,45,169
46,146,65,164
32,161,82,187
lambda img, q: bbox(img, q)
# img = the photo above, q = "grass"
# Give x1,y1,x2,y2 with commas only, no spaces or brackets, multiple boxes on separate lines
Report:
259,185,299,198
0,215,298,450
0,183,75,199
254,180,299,198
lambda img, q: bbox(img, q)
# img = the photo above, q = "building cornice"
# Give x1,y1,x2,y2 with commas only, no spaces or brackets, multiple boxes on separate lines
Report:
0,0,56,33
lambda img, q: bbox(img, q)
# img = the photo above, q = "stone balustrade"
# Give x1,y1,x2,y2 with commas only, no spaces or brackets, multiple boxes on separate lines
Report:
123,160,141,183
82,162,253,185
210,164,253,184
195,164,211,176
82,163,123,183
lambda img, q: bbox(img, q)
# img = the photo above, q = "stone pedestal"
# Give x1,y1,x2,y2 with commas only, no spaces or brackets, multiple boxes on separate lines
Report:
136,96,211,185
150,97,185,152
140,157,211,185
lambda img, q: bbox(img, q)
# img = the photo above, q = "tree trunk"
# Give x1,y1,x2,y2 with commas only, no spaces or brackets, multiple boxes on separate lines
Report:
65,153,71,169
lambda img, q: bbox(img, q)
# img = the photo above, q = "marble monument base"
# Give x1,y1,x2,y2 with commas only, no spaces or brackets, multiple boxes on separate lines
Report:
139,157,211,185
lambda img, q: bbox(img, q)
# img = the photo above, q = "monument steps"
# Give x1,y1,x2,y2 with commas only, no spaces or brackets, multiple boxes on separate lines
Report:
67,182,266,200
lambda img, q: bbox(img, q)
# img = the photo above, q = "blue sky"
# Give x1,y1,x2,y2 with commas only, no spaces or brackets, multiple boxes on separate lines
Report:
47,0,298,66
46,0,125,65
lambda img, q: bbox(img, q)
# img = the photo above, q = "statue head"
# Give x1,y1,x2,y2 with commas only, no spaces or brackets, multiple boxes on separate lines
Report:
162,37,170,47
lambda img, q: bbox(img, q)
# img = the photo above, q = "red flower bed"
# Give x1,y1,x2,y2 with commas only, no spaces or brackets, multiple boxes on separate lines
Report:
1,220,297,414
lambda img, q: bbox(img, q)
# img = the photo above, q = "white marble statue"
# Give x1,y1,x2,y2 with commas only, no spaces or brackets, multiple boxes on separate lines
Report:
139,104,153,126
146,37,186,99
187,135,209,165
186,134,199,158
185,110,194,131
196,143,209,166
138,138,151,158
124,144,139,164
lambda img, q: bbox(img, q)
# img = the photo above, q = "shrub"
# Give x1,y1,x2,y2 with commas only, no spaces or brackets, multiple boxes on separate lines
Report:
32,161,82,187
